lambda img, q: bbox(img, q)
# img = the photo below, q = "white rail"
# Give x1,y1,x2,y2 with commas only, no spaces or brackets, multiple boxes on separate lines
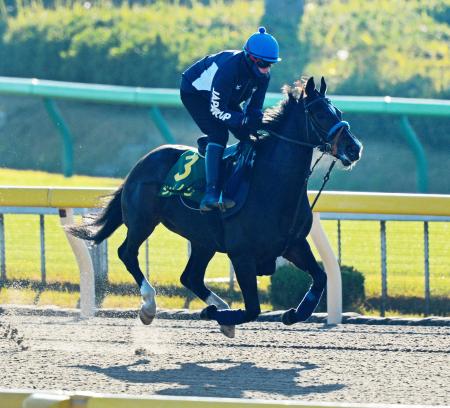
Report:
2,388,448,408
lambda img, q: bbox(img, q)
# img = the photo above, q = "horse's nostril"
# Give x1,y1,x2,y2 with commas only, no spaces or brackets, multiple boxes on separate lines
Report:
351,144,360,154
346,144,360,161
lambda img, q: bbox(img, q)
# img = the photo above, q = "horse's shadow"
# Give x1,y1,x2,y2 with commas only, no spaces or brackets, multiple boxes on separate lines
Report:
73,358,345,398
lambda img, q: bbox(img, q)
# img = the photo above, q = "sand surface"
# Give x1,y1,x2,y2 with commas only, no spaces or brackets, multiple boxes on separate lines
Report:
1,313,449,404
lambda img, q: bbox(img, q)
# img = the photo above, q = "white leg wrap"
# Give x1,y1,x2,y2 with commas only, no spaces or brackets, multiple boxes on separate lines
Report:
139,280,157,325
206,293,230,310
206,293,235,338
140,280,156,302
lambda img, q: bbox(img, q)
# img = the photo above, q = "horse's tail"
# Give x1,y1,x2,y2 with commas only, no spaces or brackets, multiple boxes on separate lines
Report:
67,186,123,245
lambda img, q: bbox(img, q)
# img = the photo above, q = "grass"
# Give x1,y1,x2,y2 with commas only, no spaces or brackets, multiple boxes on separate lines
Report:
0,167,449,312
0,285,272,312
0,287,36,304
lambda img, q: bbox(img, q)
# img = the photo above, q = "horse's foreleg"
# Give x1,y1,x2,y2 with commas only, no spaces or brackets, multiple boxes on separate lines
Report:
201,256,260,326
282,238,327,325
180,243,232,307
206,292,230,309
181,244,234,337
180,244,214,300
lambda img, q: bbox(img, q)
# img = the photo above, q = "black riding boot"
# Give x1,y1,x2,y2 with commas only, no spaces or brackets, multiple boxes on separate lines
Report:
200,143,235,211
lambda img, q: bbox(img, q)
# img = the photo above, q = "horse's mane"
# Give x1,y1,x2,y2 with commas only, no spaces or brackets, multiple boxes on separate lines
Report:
263,78,306,130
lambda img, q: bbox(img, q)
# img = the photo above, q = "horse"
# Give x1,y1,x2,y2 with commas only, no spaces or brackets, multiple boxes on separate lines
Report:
68,76,362,337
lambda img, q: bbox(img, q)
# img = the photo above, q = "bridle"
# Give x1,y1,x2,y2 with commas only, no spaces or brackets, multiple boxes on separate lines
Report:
304,96,350,155
264,96,349,155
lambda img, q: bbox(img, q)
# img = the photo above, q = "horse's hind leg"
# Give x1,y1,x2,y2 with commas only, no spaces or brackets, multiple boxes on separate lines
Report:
119,183,160,325
118,231,157,325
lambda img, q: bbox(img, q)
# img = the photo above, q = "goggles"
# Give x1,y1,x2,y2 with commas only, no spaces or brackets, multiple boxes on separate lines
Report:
249,55,272,68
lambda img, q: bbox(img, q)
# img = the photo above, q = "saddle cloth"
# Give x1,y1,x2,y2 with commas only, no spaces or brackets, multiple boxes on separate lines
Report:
159,137,256,218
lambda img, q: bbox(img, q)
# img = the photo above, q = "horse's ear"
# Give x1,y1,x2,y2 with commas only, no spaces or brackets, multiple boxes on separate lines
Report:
320,76,327,96
305,77,315,95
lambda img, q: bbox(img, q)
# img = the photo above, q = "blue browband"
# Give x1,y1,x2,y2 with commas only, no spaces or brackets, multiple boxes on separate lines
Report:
327,120,350,139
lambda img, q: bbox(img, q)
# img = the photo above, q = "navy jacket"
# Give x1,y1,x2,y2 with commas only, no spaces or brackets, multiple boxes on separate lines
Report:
181,50,269,128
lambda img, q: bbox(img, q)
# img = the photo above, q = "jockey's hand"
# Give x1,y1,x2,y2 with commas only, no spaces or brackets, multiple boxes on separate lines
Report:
242,114,263,133
231,126,251,141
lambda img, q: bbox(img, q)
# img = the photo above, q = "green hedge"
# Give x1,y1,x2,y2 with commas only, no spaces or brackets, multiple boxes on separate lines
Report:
299,0,450,98
0,0,449,191
269,263,365,312
0,0,448,96
0,1,263,87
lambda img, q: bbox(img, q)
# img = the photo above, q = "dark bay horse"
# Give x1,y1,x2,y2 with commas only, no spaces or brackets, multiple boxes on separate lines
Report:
69,77,362,337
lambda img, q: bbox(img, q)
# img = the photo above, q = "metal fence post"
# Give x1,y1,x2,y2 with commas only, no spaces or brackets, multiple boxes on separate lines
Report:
0,213,5,281
424,221,430,316
39,214,46,285
380,220,388,317
337,219,342,266
103,240,108,282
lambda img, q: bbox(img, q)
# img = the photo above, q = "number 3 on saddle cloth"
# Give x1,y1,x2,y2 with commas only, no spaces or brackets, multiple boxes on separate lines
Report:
159,136,256,218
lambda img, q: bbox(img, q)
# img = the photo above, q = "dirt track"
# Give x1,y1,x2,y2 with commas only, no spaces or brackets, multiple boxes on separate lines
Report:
1,312,449,405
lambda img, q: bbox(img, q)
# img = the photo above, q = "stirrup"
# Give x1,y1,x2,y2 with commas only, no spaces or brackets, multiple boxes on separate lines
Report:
218,196,235,212
200,194,220,211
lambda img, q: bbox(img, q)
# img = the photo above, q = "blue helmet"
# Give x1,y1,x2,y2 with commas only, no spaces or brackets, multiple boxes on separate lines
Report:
243,26,281,63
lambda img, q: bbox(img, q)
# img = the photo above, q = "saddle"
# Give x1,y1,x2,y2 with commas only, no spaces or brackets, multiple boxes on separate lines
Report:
159,136,256,218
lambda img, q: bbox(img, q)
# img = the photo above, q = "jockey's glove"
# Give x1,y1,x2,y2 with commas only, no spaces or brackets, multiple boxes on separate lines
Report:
242,114,263,133
231,126,251,141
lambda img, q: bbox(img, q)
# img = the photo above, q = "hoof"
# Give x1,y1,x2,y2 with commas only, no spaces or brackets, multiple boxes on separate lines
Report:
220,325,235,338
139,302,156,325
281,308,297,326
200,305,217,320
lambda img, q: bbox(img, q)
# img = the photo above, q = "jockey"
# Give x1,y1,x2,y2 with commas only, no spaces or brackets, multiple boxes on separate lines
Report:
180,26,281,211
